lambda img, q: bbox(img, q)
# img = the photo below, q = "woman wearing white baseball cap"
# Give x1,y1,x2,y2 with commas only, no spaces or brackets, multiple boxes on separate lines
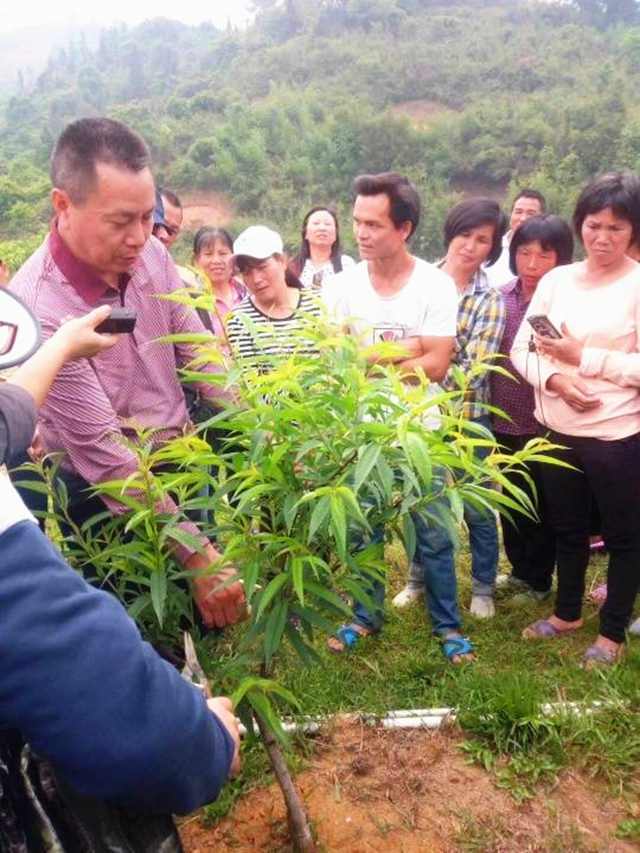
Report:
226,225,322,368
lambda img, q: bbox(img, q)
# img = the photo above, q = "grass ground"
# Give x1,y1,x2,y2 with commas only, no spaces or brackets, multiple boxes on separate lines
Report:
200,542,640,830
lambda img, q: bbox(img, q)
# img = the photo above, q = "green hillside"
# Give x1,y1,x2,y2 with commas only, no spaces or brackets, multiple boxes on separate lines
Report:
2,0,640,266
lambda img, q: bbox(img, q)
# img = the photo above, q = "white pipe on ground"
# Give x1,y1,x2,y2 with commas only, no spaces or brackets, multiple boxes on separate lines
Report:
237,699,624,737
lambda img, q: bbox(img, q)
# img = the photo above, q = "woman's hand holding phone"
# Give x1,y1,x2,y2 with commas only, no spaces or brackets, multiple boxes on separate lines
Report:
535,321,584,366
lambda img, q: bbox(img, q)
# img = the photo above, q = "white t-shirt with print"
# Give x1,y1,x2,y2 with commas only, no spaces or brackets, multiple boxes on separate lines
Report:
323,258,458,427
323,257,458,341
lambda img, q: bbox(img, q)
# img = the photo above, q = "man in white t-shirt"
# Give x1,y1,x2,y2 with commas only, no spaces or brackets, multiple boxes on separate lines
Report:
485,189,546,288
323,171,474,664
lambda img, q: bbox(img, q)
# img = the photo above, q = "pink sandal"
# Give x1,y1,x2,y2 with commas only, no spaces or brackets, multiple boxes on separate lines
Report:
522,618,582,640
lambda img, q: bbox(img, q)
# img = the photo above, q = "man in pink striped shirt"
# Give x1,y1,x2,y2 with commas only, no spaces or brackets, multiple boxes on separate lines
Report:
10,117,245,629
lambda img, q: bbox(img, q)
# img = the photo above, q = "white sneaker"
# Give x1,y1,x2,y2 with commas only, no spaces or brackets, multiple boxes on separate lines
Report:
392,586,424,608
630,616,640,636
470,595,496,619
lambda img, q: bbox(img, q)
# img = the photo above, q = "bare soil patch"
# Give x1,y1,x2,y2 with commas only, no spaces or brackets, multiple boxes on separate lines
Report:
180,190,235,229
179,720,636,852
451,176,508,201
390,99,456,126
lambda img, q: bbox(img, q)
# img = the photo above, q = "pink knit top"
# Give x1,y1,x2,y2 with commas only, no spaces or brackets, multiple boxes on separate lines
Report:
511,261,640,440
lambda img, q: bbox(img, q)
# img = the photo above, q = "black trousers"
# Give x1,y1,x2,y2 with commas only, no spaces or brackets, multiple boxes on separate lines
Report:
540,429,640,643
495,431,557,592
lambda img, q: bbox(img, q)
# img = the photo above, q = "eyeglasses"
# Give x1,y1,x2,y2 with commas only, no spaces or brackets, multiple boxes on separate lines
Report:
0,321,18,356
153,223,180,239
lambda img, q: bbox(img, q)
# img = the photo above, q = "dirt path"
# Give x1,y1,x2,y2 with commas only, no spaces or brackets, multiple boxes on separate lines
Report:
180,721,637,852
180,190,235,229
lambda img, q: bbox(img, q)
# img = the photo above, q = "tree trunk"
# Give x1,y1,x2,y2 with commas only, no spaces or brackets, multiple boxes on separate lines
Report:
254,712,316,853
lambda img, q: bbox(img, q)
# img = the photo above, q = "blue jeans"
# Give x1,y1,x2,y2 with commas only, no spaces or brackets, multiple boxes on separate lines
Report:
407,415,498,597
352,495,461,637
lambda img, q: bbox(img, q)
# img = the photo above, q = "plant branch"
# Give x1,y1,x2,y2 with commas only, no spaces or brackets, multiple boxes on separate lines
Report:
254,711,316,853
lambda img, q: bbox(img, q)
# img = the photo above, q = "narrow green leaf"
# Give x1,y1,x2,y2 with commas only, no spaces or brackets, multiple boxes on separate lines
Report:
403,513,417,562
246,690,288,747
406,431,433,488
304,580,352,616
255,573,289,620
330,493,347,560
290,557,305,605
375,456,394,501
307,494,331,544
283,492,299,533
354,444,381,493
284,623,322,666
264,600,288,667
149,569,167,627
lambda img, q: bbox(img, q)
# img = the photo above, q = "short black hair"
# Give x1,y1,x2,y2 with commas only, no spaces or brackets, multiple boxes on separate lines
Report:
193,227,234,257
573,171,640,246
353,172,421,238
160,187,182,210
509,214,574,275
443,198,507,267
512,188,546,213
51,117,150,204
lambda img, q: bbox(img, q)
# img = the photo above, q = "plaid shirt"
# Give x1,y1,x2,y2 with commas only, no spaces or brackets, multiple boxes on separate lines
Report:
440,267,506,420
490,277,538,435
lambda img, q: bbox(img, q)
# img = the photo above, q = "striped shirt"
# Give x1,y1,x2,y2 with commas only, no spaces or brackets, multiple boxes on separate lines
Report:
440,267,506,420
226,290,321,370
10,227,224,561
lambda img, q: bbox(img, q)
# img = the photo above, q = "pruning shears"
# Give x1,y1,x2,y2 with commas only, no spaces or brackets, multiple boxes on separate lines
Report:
183,631,212,700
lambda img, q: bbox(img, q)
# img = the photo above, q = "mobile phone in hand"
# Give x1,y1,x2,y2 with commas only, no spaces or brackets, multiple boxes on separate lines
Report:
95,307,137,334
527,314,562,339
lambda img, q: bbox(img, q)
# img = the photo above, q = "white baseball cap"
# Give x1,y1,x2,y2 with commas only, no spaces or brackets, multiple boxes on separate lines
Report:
233,225,283,261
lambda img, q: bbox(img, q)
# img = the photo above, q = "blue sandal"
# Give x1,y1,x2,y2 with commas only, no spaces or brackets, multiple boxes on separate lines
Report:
440,634,475,664
327,624,373,654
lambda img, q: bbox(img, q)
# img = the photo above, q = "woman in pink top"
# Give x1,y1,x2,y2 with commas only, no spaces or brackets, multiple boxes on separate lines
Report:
192,227,246,339
511,171,640,666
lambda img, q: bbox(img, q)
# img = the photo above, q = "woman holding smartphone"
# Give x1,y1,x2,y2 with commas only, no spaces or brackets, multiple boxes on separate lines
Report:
492,214,573,601
511,171,640,666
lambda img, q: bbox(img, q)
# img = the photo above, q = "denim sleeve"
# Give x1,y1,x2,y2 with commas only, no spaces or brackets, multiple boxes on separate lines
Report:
0,520,234,814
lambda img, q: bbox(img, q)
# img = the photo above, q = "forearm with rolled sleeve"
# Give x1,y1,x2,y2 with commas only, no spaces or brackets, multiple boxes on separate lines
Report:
39,356,206,563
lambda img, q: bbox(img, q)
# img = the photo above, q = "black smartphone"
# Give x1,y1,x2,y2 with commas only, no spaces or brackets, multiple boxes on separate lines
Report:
95,307,137,334
527,314,561,339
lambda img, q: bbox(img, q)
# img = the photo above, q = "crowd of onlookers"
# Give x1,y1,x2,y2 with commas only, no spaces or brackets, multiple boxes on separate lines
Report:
2,115,640,833
156,159,640,668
